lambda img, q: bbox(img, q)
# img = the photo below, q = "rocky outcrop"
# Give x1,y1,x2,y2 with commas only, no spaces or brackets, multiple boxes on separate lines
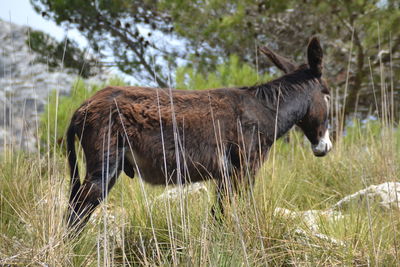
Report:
332,182,400,211
0,20,104,152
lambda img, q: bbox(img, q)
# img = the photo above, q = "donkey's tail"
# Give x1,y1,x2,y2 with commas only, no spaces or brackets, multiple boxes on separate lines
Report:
66,122,81,201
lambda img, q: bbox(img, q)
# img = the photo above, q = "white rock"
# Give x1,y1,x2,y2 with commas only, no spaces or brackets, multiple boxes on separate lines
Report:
333,182,400,210
292,228,346,247
155,182,210,202
274,207,345,232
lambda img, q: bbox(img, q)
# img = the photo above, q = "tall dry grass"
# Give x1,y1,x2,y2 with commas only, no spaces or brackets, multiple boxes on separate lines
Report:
0,119,399,265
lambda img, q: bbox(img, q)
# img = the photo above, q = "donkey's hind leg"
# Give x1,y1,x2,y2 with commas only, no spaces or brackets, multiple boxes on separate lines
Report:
67,150,122,234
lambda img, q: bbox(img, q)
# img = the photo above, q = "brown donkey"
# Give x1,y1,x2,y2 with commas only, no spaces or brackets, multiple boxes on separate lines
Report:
66,37,332,232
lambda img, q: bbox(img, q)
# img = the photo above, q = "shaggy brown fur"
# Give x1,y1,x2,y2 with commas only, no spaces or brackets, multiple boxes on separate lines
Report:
66,37,331,233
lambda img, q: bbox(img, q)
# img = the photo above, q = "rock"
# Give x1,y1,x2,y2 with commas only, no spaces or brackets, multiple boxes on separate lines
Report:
274,182,400,248
155,182,210,202
0,19,106,152
292,228,346,247
274,207,345,232
332,182,400,211
274,207,347,247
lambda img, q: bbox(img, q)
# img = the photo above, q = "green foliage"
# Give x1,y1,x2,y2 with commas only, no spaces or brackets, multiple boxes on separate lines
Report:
27,30,98,78
176,55,272,90
39,77,127,150
31,0,175,87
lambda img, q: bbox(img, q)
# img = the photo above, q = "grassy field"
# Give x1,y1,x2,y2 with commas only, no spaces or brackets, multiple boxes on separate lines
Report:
0,120,399,266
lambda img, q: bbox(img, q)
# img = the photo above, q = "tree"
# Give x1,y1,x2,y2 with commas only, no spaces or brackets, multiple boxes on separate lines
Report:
27,30,99,78
31,0,179,87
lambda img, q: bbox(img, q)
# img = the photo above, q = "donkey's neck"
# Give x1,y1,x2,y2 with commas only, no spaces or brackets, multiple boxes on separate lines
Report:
247,76,313,141
274,91,309,139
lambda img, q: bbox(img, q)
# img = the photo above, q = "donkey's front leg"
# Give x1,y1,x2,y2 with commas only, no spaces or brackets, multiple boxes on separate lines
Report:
212,170,248,221
211,176,232,222
211,168,258,221
234,169,257,200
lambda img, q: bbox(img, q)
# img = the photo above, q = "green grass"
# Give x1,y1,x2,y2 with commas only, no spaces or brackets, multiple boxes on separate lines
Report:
1,121,399,266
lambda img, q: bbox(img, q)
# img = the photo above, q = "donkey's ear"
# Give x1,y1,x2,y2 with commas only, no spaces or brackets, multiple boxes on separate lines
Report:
307,36,323,77
259,46,297,74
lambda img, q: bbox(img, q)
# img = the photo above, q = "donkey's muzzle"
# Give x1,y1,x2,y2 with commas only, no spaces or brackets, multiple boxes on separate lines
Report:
312,130,332,157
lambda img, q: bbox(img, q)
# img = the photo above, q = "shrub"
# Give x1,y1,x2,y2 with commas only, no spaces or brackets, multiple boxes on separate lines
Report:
176,55,272,89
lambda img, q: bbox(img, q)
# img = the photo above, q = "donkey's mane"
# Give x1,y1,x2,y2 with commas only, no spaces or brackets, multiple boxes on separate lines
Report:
240,65,316,109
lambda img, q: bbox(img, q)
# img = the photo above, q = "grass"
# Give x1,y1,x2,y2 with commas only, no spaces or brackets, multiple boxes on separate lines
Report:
1,121,399,266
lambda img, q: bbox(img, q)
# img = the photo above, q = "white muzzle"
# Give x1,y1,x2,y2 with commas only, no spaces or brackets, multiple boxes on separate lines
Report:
312,130,332,157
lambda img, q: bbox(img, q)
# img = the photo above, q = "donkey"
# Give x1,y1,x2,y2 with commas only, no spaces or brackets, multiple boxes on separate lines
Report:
66,37,332,232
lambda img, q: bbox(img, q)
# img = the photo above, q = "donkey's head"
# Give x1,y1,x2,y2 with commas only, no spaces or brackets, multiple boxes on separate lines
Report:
260,37,332,157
